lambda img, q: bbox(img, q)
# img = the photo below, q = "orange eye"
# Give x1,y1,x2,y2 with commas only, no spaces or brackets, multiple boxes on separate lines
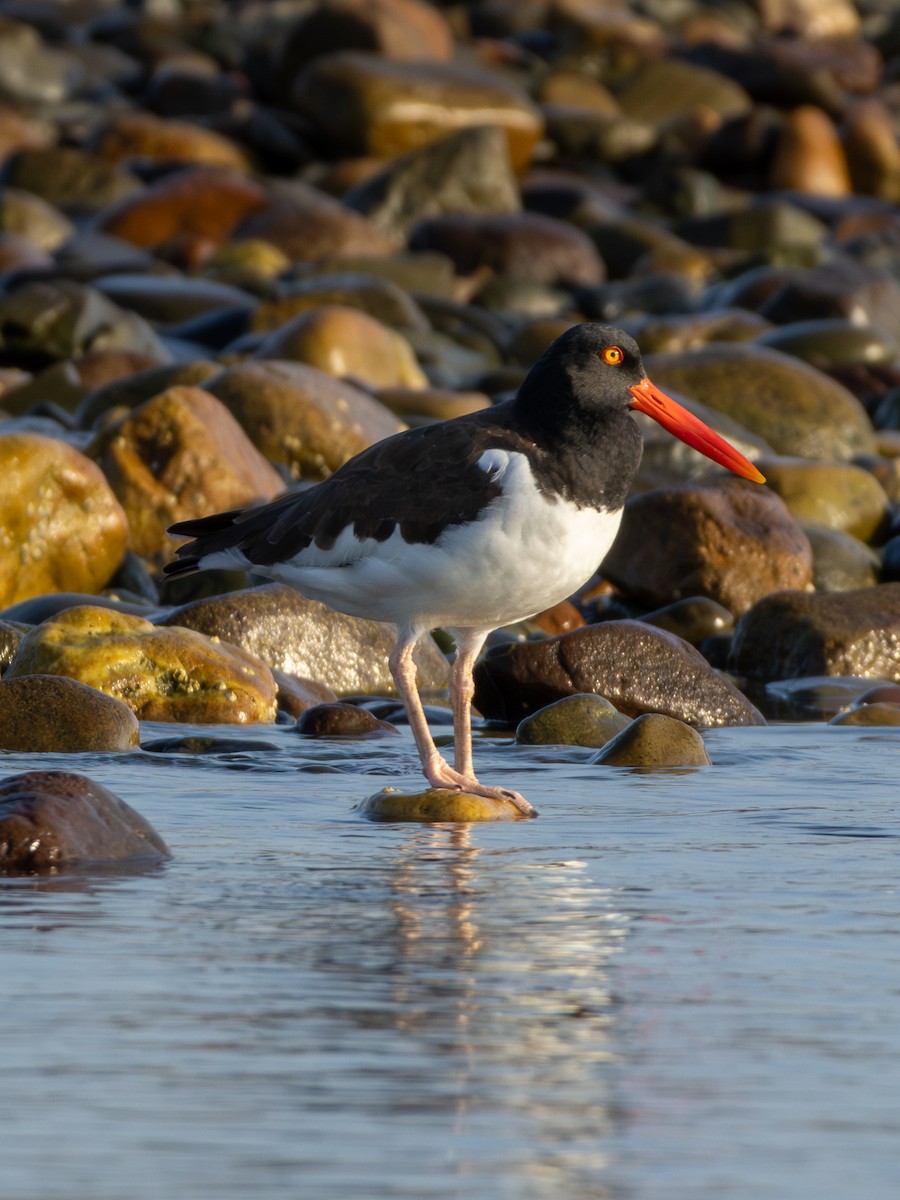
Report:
602,345,624,365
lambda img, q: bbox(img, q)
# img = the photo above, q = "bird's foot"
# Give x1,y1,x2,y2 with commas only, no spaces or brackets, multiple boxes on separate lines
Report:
422,760,536,817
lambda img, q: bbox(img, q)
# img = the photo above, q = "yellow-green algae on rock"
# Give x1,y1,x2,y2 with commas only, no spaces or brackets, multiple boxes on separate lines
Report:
5,606,278,723
360,787,527,823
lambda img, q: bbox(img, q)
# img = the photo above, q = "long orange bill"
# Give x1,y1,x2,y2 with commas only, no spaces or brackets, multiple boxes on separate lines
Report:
628,378,766,484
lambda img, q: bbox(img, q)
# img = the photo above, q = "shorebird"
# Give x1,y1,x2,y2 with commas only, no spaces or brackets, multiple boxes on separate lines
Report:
165,323,764,816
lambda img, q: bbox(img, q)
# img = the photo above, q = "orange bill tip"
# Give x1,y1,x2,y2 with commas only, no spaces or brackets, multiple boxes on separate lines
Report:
628,378,766,485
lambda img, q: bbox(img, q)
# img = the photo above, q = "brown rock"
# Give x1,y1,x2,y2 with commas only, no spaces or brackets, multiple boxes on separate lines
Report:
729,584,900,681
0,433,128,607
829,703,900,726
92,386,284,565
251,273,428,334
289,51,543,171
602,479,813,617
6,605,278,723
0,104,53,158
646,342,876,461
360,786,525,822
253,305,427,389
842,99,900,202
89,111,252,172
591,712,711,768
0,674,139,752
474,620,764,727
295,702,399,737
768,105,851,197
77,360,220,429
757,0,860,37
0,185,73,251
758,457,890,542
94,166,269,251
159,583,450,697
616,57,751,126
409,212,605,288
273,670,337,718
205,360,403,481
234,186,398,261
531,599,586,636
0,770,169,874
515,693,630,748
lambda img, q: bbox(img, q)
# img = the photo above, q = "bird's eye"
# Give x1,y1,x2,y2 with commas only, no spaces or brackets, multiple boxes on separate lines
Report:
602,345,624,365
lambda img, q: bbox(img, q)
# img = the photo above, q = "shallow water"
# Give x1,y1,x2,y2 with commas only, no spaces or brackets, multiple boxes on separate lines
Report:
1,723,898,1200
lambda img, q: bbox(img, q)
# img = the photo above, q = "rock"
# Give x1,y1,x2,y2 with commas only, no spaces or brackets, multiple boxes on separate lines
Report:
1,350,164,419
768,105,852,196
0,184,74,251
92,385,283,565
515,693,631,748
530,599,586,636
764,674,890,720
602,479,813,617
842,99,900,202
360,786,526,822
234,181,398,262
89,110,252,172
758,0,860,37
94,273,257,326
0,103,53,158
0,674,139,752
591,713,711,769
474,620,764,727
851,684,900,708
646,342,876,461
0,433,127,607
616,57,751,126
376,386,489,423
0,770,169,874
805,525,881,592
289,51,543,171
0,280,166,369
275,0,454,92
675,199,829,257
754,319,899,368
76,360,219,429
94,165,269,252
295,702,399,737
205,360,403,482
829,703,900,726
409,212,605,288
344,125,521,241
0,619,25,667
252,272,428,333
159,583,449,697
757,260,900,350
6,146,140,214
253,305,427,389
729,584,900,681
641,597,735,644
6,605,278,723
757,457,890,542
629,310,773,355
273,670,337,718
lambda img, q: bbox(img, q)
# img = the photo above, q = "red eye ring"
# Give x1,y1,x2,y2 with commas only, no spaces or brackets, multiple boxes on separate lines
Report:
602,345,624,365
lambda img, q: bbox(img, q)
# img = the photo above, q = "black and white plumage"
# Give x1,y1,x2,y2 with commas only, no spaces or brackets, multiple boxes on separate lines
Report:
165,323,764,817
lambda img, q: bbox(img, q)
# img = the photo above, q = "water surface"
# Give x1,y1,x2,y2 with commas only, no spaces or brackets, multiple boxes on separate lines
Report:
1,724,898,1199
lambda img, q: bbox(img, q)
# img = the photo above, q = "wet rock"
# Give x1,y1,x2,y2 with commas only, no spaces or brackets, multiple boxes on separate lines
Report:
205,360,403,481
92,385,283,565
754,319,899,368
602,480,813,617
94,273,257,327
842,99,900,202
631,310,773,355
646,342,876,461
0,592,158,625
5,146,140,215
344,125,520,241
641,597,734,645
474,620,764,728
409,212,605,288
360,786,526,822
730,584,900,681
515,693,631,748
0,280,166,369
829,703,900,726
0,433,127,607
289,51,543,171
1,350,164,419
591,713,711,769
615,57,751,126
0,17,78,106
76,360,219,429
0,770,169,875
375,386,489,423
763,674,889,720
253,305,427,389
159,583,450,697
296,702,399,738
758,457,890,542
141,735,281,754
94,165,269,253
805,525,881,592
757,260,900,350
768,105,851,196
0,619,25,667
758,0,860,37
89,110,252,172
0,674,139,752
235,182,397,262
252,273,428,334
675,199,828,258
6,605,278,723
273,670,337,719
0,103,53,158
852,684,900,708
530,599,586,636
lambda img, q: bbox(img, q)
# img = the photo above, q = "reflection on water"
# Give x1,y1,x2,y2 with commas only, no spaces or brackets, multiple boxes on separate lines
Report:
1,724,899,1199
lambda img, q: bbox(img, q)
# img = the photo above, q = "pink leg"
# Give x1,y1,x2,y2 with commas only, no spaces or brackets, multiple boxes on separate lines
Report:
389,632,470,792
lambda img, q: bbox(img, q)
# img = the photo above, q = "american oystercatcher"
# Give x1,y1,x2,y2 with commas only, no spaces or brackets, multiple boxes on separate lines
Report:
165,324,764,817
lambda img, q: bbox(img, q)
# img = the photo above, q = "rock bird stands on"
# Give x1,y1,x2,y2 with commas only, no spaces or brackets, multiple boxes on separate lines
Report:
165,324,765,817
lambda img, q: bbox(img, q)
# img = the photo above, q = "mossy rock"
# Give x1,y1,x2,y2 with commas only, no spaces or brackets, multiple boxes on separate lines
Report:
360,787,527,822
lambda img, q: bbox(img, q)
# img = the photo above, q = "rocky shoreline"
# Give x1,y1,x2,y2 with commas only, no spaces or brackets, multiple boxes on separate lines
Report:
2,0,900,857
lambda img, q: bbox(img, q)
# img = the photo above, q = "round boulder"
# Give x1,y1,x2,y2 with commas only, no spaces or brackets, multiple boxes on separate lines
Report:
0,674,139,752
590,713,712,768
515,693,631,748
360,786,527,822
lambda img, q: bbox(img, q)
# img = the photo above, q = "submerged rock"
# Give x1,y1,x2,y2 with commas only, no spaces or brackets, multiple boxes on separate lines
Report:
295,702,399,738
360,786,527,822
591,713,712,769
515,693,630,748
0,674,139,752
0,770,169,874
